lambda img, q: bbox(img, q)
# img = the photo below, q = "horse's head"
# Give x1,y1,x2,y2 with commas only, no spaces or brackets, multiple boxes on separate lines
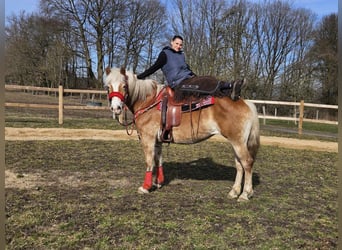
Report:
104,67,129,115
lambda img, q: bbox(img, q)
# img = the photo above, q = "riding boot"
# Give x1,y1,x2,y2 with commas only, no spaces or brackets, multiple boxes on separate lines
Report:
220,80,246,101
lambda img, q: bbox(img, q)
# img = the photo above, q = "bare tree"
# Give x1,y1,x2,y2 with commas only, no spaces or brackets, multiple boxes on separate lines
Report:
40,0,94,86
114,0,166,73
170,0,227,76
309,14,338,105
5,12,73,87
220,0,255,80
252,0,307,99
278,8,316,102
86,0,125,87
40,0,124,88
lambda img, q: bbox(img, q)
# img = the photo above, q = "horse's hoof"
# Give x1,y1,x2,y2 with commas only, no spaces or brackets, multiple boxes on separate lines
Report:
237,192,252,202
228,189,239,199
138,186,150,194
153,182,163,189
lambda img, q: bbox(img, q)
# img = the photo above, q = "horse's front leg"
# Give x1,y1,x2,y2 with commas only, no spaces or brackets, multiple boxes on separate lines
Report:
153,142,164,189
138,139,164,194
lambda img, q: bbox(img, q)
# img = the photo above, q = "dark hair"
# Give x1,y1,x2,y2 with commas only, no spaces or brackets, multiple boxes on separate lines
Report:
172,35,183,41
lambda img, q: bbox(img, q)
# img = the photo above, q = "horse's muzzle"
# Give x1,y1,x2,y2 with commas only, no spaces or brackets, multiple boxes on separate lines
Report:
110,105,122,115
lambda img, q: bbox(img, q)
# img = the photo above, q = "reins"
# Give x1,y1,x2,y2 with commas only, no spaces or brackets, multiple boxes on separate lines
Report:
134,89,164,120
114,105,135,135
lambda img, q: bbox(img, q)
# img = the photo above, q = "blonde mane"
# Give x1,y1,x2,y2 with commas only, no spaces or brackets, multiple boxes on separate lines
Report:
104,67,163,105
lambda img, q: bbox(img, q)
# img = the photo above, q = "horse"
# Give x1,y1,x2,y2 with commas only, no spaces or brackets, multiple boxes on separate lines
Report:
104,67,260,201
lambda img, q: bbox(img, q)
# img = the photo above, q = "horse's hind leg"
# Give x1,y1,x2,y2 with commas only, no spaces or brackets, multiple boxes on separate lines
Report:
228,158,243,199
229,146,254,201
238,158,254,202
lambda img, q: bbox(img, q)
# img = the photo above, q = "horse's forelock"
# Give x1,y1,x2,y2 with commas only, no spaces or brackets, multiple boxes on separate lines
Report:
104,68,122,87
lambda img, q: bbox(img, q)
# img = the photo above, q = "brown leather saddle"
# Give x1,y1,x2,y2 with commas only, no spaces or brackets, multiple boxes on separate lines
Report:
159,86,215,142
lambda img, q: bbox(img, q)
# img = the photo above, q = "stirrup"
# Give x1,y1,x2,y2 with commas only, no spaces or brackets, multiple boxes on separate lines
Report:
160,129,172,142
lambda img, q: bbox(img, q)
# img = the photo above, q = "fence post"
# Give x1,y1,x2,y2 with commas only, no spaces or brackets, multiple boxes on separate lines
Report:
298,100,304,135
262,106,266,125
58,84,64,125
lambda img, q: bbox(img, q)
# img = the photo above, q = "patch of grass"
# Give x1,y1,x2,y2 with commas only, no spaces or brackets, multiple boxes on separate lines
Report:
5,140,338,249
262,118,337,133
5,114,123,130
259,118,338,137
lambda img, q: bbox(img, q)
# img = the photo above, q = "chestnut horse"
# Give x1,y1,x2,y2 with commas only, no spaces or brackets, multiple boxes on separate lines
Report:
104,67,260,201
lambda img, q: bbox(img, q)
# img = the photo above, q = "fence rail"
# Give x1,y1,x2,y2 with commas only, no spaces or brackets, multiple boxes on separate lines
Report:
249,99,338,128
5,84,338,134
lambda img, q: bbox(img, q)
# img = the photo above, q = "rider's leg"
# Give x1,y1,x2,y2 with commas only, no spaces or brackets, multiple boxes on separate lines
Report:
220,79,246,100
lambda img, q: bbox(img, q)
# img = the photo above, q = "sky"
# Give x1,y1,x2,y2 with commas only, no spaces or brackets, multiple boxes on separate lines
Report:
5,0,338,21
291,0,338,17
5,0,39,18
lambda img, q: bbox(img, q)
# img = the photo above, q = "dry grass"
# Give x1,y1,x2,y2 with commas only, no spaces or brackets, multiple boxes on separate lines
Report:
5,140,338,249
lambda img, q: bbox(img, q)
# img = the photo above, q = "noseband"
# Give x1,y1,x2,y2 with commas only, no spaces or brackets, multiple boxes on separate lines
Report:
108,91,125,102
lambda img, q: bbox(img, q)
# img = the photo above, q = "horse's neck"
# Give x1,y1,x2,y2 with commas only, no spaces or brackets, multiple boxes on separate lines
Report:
127,82,160,114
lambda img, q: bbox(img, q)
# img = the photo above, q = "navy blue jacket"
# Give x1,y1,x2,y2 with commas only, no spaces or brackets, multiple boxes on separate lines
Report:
137,46,194,88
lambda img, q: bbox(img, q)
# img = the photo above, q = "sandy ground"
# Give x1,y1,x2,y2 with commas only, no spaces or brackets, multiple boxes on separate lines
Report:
5,127,337,153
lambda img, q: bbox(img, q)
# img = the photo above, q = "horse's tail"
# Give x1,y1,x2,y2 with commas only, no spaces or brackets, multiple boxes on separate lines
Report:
245,100,260,160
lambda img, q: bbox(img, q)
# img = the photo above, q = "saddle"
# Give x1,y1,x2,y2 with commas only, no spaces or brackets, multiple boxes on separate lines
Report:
159,86,215,142
173,76,222,101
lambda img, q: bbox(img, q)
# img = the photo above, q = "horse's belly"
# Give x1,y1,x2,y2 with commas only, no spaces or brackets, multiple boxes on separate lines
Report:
172,126,219,144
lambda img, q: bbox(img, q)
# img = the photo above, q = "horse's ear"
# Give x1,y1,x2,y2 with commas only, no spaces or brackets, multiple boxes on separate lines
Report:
120,67,126,76
105,67,111,76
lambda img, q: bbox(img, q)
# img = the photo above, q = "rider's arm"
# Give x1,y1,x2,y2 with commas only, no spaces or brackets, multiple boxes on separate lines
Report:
137,51,167,79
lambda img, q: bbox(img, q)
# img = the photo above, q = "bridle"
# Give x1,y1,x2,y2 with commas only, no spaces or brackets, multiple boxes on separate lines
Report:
107,73,129,104
107,75,135,135
107,73,164,136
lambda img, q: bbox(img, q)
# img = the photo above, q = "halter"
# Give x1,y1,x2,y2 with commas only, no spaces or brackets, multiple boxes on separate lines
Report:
107,72,163,136
107,74,129,103
107,74,134,134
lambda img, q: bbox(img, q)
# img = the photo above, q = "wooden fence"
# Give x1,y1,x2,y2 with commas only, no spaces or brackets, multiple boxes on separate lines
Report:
5,84,338,134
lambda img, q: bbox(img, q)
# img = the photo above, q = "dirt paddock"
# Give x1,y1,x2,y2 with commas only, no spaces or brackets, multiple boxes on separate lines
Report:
5,127,338,249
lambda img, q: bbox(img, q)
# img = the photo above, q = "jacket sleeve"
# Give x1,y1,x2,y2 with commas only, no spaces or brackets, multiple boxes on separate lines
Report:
137,51,167,79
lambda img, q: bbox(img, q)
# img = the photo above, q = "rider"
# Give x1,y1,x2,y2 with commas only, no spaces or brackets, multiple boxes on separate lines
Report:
137,35,245,100
137,35,245,141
